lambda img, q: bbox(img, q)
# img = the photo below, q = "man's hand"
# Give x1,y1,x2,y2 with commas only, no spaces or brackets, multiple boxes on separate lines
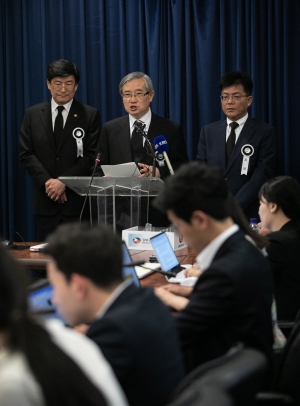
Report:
155,286,189,311
58,191,67,204
159,284,193,297
45,179,66,201
138,163,160,177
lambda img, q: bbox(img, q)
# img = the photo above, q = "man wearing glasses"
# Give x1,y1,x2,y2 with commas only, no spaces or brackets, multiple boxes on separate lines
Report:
20,59,100,240
197,71,276,219
96,71,188,179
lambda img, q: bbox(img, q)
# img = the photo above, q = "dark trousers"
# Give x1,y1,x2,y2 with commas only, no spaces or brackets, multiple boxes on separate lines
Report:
36,213,89,241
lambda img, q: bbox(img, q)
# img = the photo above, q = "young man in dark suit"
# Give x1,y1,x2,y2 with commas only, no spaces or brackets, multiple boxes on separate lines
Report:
196,71,277,220
44,223,185,406
96,71,188,179
20,59,100,240
154,162,274,372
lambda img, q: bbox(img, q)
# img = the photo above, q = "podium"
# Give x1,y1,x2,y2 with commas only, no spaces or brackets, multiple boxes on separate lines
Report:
59,176,163,231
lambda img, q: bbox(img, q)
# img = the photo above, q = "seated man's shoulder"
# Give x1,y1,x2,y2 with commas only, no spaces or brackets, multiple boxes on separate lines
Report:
91,286,175,336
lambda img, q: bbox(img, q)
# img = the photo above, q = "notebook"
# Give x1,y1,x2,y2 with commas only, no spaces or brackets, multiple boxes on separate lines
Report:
150,232,185,280
122,241,141,287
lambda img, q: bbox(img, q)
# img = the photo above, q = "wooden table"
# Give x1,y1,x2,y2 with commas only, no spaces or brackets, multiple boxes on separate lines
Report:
11,243,197,287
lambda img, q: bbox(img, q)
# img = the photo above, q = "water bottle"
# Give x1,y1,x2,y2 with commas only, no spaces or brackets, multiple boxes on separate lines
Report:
249,218,259,234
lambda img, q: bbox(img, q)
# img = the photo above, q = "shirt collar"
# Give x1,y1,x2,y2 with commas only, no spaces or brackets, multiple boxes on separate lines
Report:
197,224,239,272
94,280,131,320
129,108,152,133
227,113,248,127
51,98,73,114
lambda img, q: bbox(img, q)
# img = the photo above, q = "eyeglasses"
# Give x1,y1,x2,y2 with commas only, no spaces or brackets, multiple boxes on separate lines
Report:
122,92,150,99
51,82,76,89
220,94,249,102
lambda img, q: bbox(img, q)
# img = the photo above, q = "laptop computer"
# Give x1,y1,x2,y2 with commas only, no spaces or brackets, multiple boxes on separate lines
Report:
150,232,185,279
122,241,141,287
28,278,65,322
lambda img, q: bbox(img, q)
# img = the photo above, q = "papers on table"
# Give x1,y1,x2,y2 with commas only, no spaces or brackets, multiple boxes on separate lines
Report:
135,262,161,279
101,162,140,177
30,243,48,252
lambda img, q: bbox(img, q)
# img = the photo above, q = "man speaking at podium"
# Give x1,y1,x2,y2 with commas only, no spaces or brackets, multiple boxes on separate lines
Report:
20,59,100,241
95,71,188,179
95,71,188,227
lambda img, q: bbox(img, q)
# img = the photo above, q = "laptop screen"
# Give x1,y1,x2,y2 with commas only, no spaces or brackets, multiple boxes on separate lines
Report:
122,241,141,287
150,232,180,272
28,279,65,322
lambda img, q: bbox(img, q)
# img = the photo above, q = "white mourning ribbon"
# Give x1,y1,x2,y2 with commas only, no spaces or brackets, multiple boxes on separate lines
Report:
72,128,85,157
241,144,254,175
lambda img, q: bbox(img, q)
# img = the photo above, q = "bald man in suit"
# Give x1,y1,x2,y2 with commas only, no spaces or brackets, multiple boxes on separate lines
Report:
20,59,100,240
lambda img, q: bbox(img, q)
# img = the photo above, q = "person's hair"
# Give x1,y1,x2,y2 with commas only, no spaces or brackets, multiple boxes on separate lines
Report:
259,176,300,224
227,193,268,250
0,245,107,406
47,59,80,83
219,71,253,95
44,223,123,288
119,71,154,95
153,162,230,222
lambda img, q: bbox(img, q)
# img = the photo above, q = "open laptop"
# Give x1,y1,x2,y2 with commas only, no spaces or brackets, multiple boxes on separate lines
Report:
122,241,141,287
28,278,65,322
150,232,185,280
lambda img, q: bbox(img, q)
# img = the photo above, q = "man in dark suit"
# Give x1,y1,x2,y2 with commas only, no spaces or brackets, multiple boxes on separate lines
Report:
154,163,274,372
96,71,188,178
20,59,100,240
96,71,188,228
196,71,276,220
44,223,185,406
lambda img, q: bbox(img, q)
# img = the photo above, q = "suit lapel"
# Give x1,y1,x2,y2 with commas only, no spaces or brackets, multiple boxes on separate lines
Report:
226,117,255,173
147,113,161,141
56,99,81,152
214,121,227,173
39,102,56,151
115,116,132,162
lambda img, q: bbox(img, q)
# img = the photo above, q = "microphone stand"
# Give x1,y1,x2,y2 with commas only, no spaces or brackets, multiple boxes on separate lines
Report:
134,121,157,177
79,153,101,226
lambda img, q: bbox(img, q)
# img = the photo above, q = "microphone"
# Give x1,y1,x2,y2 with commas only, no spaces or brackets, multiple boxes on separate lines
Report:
79,153,101,225
153,136,174,175
134,120,157,177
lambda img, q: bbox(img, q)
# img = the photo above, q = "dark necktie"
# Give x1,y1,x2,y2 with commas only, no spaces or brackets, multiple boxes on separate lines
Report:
53,106,64,148
226,122,239,165
131,121,144,163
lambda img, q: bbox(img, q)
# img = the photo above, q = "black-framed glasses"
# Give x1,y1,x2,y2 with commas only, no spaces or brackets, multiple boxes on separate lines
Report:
122,92,150,99
220,94,249,102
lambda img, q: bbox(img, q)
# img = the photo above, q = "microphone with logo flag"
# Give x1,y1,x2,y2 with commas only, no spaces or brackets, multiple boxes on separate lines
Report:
153,136,174,175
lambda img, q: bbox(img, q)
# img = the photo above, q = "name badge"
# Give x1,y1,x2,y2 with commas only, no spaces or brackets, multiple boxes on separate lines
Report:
72,128,85,157
241,144,254,175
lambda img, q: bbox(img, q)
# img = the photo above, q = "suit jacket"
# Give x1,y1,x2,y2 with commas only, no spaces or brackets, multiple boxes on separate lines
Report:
197,117,276,217
20,99,100,216
266,220,300,321
86,283,185,406
96,112,189,178
176,230,274,371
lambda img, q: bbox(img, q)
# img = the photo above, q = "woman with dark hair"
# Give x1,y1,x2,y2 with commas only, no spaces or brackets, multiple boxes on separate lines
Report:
258,176,300,321
0,245,127,406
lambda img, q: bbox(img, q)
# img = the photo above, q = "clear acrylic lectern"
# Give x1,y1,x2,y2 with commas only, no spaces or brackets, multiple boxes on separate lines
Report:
59,176,163,231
